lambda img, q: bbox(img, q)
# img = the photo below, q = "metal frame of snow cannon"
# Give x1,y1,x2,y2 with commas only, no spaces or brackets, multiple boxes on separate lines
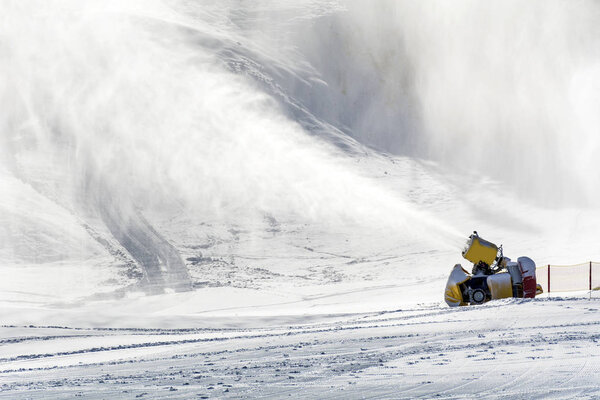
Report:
444,232,542,307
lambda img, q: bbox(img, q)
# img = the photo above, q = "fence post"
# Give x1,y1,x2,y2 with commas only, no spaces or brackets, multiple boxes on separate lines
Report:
590,262,593,300
547,264,550,293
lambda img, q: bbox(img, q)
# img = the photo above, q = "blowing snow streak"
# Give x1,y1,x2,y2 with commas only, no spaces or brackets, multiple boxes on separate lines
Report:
99,198,192,294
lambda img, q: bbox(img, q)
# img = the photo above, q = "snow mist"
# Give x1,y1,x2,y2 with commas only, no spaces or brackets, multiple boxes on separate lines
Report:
287,0,600,206
0,0,454,264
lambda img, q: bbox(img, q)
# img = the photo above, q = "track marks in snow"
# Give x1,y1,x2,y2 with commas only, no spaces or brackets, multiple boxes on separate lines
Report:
1,299,600,399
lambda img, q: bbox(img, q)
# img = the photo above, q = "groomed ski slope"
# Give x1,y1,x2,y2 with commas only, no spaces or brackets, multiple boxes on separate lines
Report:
1,297,599,399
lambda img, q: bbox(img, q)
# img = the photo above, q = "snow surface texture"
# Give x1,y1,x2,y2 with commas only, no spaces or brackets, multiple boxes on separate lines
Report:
1,0,600,398
2,298,600,399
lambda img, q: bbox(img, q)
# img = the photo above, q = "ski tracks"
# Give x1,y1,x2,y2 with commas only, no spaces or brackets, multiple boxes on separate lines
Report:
1,299,599,399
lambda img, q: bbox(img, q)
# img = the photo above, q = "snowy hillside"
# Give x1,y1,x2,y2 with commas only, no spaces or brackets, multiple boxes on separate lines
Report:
1,0,600,398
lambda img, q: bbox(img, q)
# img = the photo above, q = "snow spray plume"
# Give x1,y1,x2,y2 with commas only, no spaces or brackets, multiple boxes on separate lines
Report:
0,0,456,248
286,0,600,207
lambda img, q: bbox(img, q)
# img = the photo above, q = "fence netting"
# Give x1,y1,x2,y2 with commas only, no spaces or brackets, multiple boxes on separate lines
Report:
536,262,600,293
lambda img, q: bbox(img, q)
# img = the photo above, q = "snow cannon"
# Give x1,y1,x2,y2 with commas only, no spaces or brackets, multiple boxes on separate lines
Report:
462,231,498,267
445,232,543,307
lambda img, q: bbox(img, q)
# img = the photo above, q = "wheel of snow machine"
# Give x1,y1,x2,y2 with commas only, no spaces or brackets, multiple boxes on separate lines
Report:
462,275,491,305
471,288,487,304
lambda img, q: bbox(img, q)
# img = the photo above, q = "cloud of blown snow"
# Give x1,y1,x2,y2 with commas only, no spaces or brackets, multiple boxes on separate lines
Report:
283,0,600,207
0,0,457,253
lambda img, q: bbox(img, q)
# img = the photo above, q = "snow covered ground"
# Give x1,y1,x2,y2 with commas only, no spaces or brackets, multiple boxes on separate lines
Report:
1,1,600,398
2,297,600,399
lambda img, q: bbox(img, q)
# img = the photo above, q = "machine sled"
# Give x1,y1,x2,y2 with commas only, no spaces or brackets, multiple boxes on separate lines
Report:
445,232,543,307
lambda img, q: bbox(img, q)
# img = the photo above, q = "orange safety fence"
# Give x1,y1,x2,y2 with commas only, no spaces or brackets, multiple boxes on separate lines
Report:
536,262,600,293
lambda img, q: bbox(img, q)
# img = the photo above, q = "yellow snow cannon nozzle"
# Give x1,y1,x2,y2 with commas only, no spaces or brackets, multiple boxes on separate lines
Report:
462,231,498,266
